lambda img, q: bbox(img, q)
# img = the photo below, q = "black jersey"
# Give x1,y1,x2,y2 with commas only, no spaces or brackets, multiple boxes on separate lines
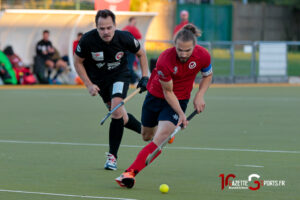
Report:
36,39,54,60
75,29,141,83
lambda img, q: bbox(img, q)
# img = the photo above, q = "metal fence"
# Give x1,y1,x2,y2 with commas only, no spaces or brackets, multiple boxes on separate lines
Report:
145,40,300,83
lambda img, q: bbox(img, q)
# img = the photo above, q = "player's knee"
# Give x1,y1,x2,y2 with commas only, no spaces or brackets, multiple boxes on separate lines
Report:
141,128,154,141
111,109,123,119
122,113,129,124
142,133,152,141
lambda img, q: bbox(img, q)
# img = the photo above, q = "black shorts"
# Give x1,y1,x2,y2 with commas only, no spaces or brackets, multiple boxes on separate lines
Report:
96,72,130,103
141,92,189,127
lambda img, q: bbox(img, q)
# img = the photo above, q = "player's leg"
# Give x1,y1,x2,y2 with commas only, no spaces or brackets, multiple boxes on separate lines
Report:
45,59,54,81
115,98,189,187
110,71,141,134
52,59,67,82
97,82,121,170
159,99,189,144
103,81,127,170
115,93,162,188
115,122,171,188
141,126,157,141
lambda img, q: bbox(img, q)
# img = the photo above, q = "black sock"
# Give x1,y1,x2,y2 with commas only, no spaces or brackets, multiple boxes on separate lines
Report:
109,117,124,158
124,113,141,134
47,69,52,79
53,68,63,80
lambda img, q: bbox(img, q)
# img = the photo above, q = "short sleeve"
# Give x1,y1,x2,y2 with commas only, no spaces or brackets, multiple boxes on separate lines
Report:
156,55,172,82
75,36,88,58
121,31,140,54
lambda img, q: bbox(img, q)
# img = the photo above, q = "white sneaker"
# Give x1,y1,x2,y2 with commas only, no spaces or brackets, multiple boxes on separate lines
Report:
104,152,117,170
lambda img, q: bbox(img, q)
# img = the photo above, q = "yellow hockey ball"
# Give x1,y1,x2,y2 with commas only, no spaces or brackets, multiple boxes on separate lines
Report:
159,184,169,193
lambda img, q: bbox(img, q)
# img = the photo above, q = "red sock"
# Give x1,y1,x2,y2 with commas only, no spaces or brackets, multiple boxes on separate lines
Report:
126,141,161,174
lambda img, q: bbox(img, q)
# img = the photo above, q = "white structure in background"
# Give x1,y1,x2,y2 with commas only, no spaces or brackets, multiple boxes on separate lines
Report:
259,42,287,76
0,9,157,73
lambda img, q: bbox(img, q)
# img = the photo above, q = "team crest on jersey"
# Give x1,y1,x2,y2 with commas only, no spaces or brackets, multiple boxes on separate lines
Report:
173,66,178,74
157,70,165,78
115,51,124,60
91,52,104,61
189,61,197,69
76,44,81,52
134,38,139,48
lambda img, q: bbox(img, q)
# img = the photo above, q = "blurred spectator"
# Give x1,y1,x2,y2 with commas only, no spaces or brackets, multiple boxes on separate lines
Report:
173,10,190,36
0,49,17,85
34,30,55,83
123,17,142,41
48,47,69,84
122,17,142,84
73,32,84,85
73,32,83,54
3,46,36,85
35,30,68,84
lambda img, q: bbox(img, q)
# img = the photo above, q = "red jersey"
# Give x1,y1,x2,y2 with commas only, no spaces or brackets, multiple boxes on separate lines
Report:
147,45,212,100
73,40,79,54
173,21,189,36
122,25,142,40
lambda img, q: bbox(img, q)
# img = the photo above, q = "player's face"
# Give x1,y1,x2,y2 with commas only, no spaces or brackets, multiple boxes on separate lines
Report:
43,32,49,41
175,39,194,63
97,16,116,43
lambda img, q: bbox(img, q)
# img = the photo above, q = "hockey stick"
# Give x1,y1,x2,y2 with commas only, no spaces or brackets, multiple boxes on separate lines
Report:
145,110,198,165
100,88,141,125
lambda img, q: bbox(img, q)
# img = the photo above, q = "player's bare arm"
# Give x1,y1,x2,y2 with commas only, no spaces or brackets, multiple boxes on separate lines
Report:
159,79,188,128
135,48,149,77
193,73,212,113
74,54,100,96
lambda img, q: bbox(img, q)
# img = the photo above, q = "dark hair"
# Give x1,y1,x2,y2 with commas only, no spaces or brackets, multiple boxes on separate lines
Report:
43,30,49,34
174,24,202,45
95,9,116,26
77,32,83,37
129,17,136,23
3,46,14,56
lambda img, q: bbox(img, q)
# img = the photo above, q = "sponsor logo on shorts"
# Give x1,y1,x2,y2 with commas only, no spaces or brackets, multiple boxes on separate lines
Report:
173,114,178,120
107,62,121,70
91,51,104,61
189,61,197,69
115,51,124,61
112,82,124,95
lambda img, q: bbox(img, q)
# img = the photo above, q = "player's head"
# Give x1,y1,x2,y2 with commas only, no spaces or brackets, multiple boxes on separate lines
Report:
180,10,189,22
95,9,116,43
128,17,136,26
174,24,201,63
43,30,50,41
3,45,14,56
77,32,83,40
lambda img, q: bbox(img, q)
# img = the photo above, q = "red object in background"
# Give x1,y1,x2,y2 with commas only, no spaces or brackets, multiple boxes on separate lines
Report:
122,25,142,40
94,0,130,11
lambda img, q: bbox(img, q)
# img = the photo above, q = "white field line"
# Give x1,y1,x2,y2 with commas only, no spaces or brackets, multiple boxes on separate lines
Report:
235,164,264,168
0,189,137,200
0,139,299,154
